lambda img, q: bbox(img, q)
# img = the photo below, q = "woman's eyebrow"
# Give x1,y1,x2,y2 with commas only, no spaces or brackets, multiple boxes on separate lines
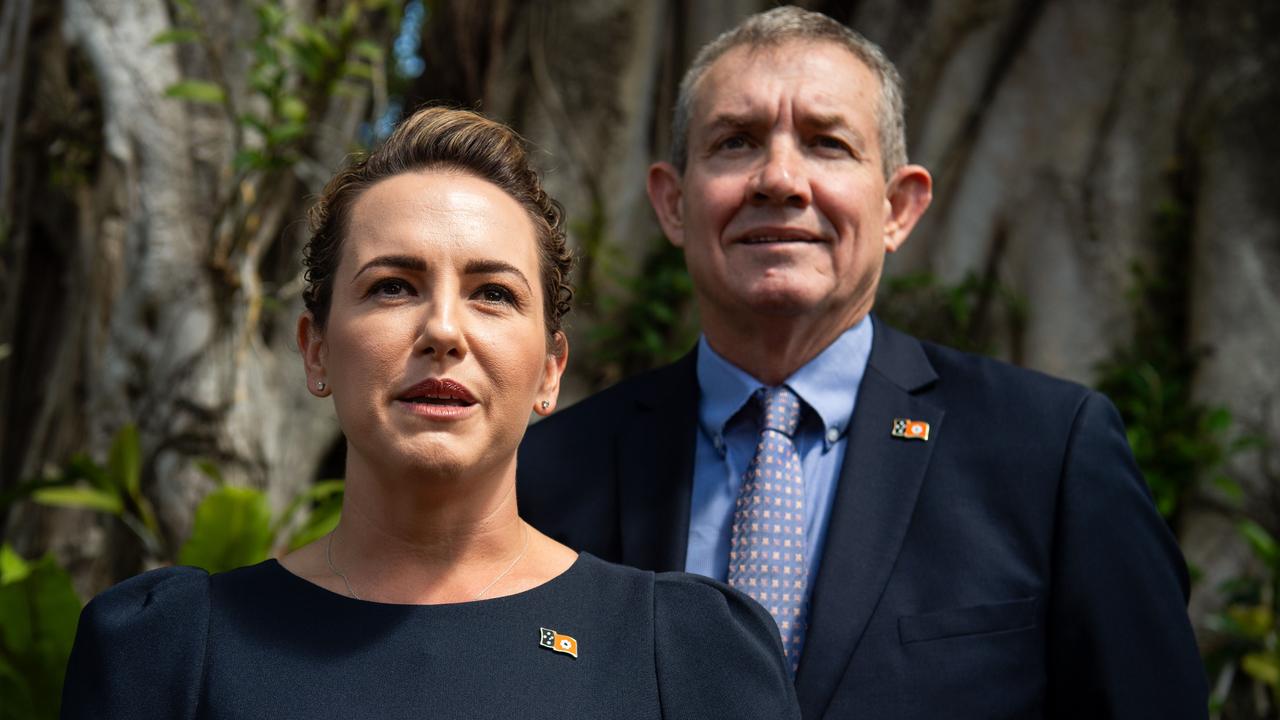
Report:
351,254,427,283
464,259,533,293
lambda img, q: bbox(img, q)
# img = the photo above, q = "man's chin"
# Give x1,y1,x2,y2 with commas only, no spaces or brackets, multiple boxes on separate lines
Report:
734,283,831,317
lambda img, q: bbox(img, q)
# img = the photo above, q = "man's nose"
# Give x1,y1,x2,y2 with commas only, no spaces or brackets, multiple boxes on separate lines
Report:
749,140,811,207
414,294,467,360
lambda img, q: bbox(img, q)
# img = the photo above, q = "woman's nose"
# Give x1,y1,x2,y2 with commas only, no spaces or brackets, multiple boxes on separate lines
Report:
414,296,467,360
749,139,811,207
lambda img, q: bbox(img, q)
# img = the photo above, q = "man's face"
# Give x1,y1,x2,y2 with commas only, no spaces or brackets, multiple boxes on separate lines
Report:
654,40,919,336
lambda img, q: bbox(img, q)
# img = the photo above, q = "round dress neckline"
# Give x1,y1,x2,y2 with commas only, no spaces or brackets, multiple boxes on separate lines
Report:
264,551,589,609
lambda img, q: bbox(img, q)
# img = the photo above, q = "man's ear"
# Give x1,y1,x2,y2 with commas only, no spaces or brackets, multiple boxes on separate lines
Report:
647,161,685,247
882,164,933,253
297,311,329,396
534,332,570,416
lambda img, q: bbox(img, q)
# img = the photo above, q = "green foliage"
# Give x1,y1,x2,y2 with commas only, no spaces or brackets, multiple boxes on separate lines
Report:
175,479,345,573
1093,185,1254,524
1207,521,1280,715
9,424,346,574
157,0,397,174
1098,334,1247,519
277,480,345,551
163,80,226,105
0,426,346,718
875,270,1025,356
0,546,82,720
582,239,700,390
27,425,163,556
178,486,274,573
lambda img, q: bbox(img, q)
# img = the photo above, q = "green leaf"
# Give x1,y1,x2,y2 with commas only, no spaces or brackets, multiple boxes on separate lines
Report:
63,453,110,492
1205,407,1232,433
279,95,307,123
193,459,224,485
297,24,338,60
342,61,373,80
107,424,141,496
1226,603,1274,639
164,80,226,105
32,486,123,515
1212,473,1243,502
265,121,306,146
179,486,273,573
273,480,344,535
152,28,201,45
233,148,268,172
286,497,342,551
0,545,30,585
354,40,384,61
1243,652,1280,687
1239,520,1279,566
0,552,83,718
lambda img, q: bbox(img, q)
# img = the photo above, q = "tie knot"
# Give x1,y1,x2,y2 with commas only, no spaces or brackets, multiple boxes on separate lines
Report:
760,386,802,437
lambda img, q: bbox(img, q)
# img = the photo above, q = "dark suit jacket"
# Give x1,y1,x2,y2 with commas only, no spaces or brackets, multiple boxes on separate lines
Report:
518,317,1208,719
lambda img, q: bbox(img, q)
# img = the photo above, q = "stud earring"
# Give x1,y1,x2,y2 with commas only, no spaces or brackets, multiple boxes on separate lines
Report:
317,380,326,392
541,401,550,410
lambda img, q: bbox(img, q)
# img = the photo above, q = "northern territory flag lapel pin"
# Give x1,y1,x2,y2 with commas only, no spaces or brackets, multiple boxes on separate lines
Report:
891,418,930,441
539,627,579,658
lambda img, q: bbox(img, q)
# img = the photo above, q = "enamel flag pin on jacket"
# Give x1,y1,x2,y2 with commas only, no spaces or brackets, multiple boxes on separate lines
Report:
891,418,930,441
540,627,579,658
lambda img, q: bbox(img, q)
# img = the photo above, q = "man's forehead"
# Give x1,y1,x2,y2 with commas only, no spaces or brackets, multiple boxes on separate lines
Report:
691,40,878,129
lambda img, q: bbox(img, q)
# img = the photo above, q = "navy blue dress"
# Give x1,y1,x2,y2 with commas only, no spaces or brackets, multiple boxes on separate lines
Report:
61,553,799,719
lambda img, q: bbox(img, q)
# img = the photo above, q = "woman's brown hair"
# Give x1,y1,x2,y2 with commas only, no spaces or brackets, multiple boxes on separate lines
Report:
302,107,573,350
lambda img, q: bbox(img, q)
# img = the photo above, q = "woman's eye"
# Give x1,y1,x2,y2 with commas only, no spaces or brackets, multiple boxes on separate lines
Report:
371,279,413,297
476,284,516,305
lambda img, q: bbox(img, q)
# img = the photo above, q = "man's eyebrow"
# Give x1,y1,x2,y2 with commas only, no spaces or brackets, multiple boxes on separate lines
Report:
351,255,427,283
704,112,763,132
464,258,533,293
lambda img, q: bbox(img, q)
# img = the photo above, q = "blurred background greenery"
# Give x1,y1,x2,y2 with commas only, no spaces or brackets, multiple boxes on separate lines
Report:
1,1,1279,717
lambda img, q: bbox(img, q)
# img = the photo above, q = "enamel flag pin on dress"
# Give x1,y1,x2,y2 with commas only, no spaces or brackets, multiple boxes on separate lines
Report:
540,627,579,658
891,418,930,441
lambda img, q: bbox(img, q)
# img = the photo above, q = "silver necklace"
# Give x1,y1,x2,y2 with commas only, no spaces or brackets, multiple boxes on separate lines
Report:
325,523,531,602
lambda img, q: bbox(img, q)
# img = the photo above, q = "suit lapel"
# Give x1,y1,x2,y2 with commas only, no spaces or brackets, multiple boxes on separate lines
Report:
617,350,700,572
795,319,944,720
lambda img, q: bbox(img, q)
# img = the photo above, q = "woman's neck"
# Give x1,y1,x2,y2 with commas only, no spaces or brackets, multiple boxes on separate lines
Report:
321,451,531,603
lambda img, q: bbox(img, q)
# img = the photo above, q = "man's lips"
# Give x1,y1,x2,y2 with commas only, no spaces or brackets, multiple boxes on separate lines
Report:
731,228,826,245
396,377,477,406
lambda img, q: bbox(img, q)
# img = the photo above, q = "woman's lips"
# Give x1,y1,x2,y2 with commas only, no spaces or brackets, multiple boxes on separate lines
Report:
396,377,478,421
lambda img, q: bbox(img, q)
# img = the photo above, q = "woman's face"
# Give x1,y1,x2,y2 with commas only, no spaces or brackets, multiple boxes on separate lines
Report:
299,169,566,481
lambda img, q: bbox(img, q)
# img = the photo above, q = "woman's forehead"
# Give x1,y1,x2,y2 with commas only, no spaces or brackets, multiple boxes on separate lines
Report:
341,170,540,272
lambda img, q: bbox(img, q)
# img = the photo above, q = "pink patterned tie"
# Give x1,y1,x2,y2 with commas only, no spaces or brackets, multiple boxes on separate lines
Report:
728,385,807,674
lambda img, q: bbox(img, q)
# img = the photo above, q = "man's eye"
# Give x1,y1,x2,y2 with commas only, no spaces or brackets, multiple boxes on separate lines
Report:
717,134,751,151
476,284,516,305
814,135,850,153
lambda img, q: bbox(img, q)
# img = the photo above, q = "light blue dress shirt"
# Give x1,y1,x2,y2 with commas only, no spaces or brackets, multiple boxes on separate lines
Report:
684,317,874,586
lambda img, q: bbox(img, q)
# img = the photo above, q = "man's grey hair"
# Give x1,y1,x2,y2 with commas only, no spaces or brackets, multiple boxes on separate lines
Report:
670,6,907,180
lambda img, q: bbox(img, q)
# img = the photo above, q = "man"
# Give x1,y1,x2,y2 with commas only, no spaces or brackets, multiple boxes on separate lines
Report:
519,7,1207,718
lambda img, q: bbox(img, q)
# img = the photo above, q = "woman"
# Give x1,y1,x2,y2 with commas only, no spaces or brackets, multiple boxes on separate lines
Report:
61,107,800,719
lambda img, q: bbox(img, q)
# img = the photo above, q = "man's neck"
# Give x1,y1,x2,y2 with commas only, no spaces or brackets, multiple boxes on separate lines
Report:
702,309,870,385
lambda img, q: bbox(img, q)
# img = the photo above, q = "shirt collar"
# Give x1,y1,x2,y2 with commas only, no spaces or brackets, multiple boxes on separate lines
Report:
696,316,874,452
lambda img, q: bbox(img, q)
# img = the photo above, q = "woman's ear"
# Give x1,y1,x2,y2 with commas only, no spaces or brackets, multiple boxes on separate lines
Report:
297,312,330,396
534,332,570,415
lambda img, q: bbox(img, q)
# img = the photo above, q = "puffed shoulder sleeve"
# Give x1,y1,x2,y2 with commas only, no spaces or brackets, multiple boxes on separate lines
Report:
653,573,800,720
61,566,210,720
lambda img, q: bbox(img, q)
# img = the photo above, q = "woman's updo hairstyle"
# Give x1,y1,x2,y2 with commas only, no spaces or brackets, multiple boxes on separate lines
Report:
302,106,574,350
